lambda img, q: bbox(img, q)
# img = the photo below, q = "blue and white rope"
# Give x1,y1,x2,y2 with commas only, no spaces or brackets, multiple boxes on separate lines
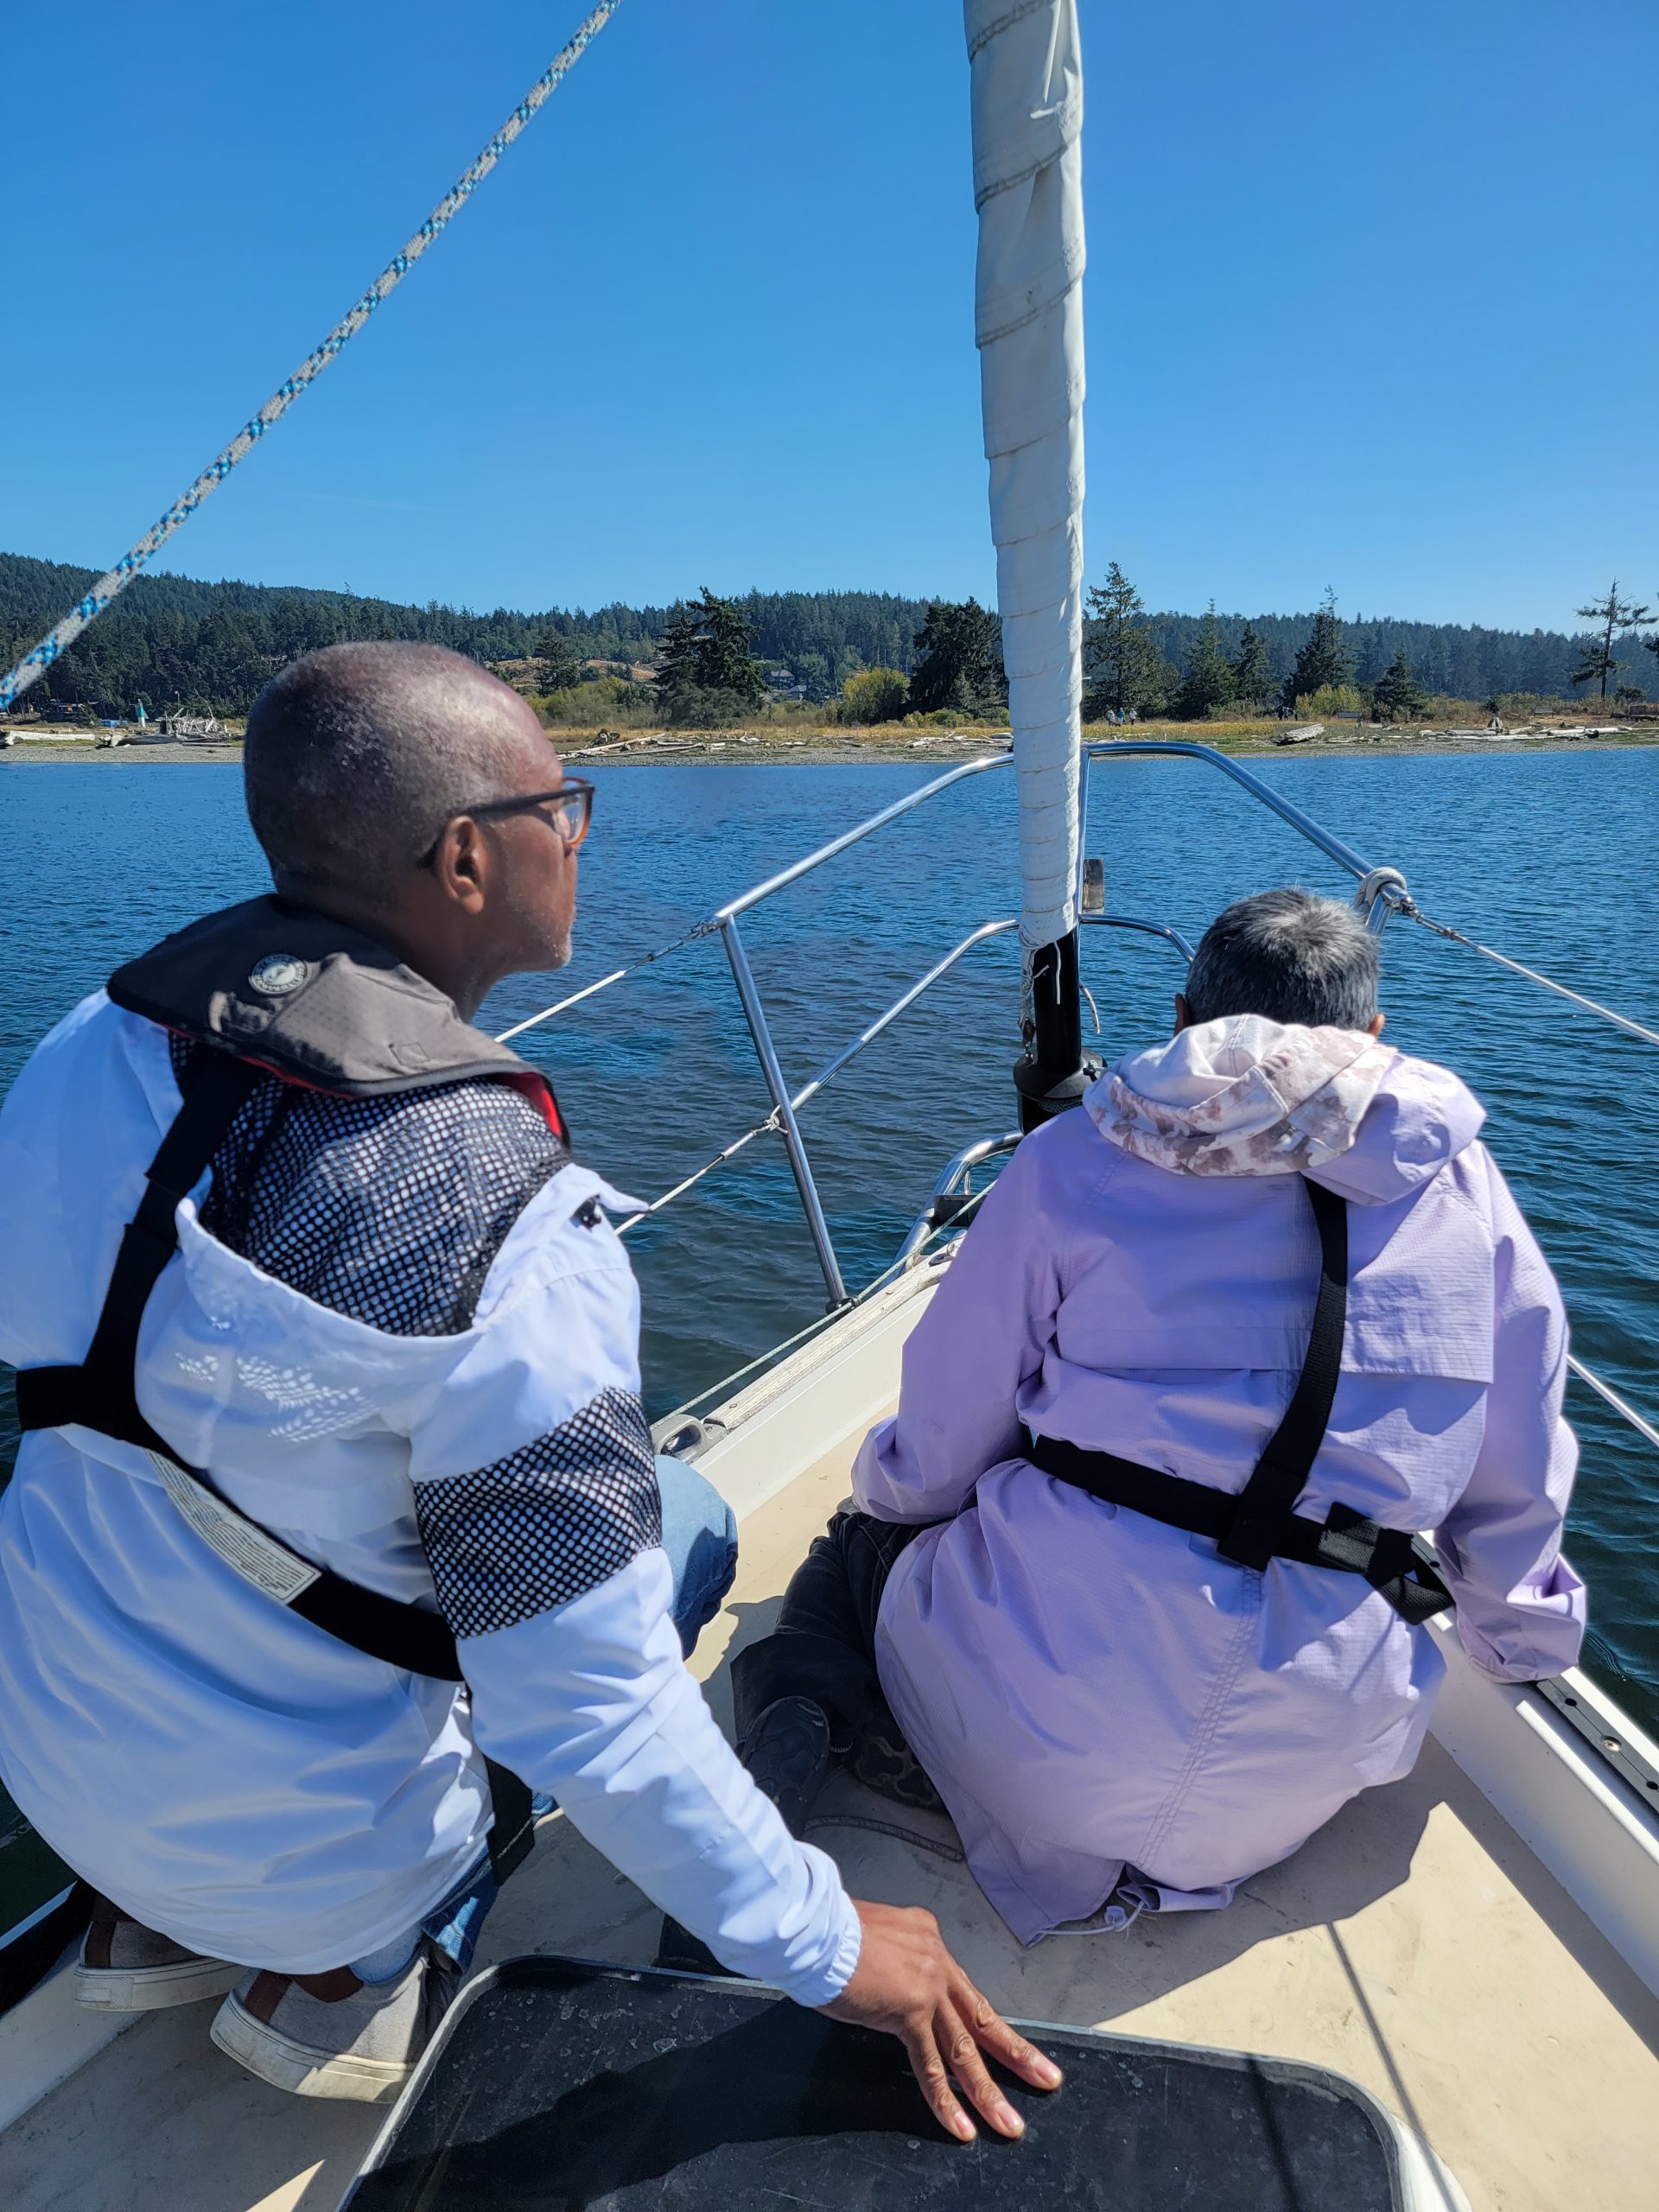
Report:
0,1,626,715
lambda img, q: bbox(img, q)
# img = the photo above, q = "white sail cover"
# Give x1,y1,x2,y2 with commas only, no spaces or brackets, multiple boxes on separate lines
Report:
965,0,1085,948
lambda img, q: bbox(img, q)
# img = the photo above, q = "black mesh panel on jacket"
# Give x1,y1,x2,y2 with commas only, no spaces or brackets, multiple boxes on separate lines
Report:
415,1387,664,1637
168,1035,569,1337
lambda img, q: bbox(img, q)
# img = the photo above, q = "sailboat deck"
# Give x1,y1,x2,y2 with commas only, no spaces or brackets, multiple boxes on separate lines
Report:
3,1397,1656,2212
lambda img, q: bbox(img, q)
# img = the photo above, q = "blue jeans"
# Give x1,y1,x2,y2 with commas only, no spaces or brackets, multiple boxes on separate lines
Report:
657,1452,741,1662
353,1456,739,1983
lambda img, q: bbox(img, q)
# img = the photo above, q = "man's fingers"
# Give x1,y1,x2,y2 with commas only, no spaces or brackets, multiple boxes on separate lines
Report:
951,1971,1065,2092
941,2001,1026,2139
827,1901,1059,2143
905,2023,976,2142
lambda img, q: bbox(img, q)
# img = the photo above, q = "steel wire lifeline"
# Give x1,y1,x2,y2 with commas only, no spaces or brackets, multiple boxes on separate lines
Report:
0,1,626,715
1402,905,1659,1051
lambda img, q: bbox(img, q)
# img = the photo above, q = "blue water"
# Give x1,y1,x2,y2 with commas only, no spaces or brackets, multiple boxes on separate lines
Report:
2,751,1656,1732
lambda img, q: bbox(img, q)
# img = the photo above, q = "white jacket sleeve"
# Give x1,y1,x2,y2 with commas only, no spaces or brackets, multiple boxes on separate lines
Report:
1436,1148,1586,1681
401,1166,861,2008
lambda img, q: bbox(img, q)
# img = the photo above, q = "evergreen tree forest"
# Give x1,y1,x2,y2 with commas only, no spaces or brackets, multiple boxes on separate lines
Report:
1134,598,1640,708
0,547,1640,723
1230,624,1272,708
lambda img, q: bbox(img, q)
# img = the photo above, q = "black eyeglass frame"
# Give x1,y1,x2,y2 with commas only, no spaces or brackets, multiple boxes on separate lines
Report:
416,779,594,869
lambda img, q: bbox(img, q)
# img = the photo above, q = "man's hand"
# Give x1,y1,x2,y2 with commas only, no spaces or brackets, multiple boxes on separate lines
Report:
820,1899,1062,2142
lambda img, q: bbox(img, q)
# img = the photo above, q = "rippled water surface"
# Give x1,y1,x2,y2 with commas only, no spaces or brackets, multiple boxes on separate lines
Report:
2,749,1656,1729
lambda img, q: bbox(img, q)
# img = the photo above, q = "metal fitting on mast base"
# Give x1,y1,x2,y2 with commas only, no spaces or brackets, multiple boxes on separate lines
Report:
1014,930,1100,1132
1012,1052,1100,1132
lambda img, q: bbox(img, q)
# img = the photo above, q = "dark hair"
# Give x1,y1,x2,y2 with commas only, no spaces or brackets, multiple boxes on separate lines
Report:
1184,888,1379,1030
244,641,538,900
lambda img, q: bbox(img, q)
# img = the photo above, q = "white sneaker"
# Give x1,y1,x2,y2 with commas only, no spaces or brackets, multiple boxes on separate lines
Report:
74,1897,241,2012
210,1947,458,2105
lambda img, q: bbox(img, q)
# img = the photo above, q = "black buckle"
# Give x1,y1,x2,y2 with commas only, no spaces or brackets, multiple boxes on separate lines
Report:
1216,1480,1292,1573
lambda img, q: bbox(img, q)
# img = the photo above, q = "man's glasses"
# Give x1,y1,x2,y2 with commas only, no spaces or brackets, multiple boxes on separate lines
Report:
417,779,594,869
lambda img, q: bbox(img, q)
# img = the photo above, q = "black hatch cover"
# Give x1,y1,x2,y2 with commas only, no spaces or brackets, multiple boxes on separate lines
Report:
344,1955,1406,2212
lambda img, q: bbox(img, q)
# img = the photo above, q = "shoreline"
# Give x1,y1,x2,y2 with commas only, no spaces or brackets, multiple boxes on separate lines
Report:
3,729,1656,769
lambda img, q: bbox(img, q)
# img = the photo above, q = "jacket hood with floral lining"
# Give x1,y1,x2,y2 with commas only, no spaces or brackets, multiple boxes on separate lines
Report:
1086,1014,1485,1202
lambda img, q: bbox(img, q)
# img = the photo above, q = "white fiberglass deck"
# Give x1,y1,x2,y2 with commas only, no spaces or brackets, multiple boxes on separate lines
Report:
2,1269,1656,2212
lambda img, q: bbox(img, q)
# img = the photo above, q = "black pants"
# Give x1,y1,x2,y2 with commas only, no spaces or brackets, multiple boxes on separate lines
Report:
730,1511,943,1812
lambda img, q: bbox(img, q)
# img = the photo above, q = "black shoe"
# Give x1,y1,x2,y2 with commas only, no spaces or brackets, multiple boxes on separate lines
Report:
741,1694,833,1838
848,1718,944,1815
652,1697,834,1980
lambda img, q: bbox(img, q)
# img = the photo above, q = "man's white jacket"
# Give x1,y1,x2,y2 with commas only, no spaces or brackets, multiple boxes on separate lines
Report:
0,992,859,1999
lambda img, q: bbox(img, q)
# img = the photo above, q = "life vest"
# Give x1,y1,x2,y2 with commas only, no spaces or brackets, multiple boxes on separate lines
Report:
15,895,570,1884
1027,1179,1454,1626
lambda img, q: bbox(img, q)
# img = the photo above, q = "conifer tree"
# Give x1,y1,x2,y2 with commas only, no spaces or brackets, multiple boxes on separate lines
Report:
1283,588,1352,709
1570,582,1654,700
654,587,766,724
908,599,1007,716
1173,602,1236,721
1083,563,1173,717
1370,647,1427,722
1230,623,1272,706
534,628,585,693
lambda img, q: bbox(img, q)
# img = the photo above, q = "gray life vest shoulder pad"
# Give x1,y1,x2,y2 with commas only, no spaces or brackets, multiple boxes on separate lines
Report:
107,893,564,1135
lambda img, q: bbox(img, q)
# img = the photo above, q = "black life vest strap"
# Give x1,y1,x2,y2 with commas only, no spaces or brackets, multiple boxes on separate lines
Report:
15,1046,536,1886
1218,1176,1350,1573
1026,1178,1453,1629
16,1051,263,1446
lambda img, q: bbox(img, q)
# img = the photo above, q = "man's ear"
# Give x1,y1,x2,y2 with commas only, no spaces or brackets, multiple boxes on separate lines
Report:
1368,1011,1387,1037
431,816,490,913
1173,993,1192,1033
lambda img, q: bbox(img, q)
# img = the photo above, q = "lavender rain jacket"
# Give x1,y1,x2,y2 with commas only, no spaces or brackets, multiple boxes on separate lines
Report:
855,1017,1586,1944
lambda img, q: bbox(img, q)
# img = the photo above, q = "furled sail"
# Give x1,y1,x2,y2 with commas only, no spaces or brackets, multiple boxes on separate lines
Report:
964,0,1085,950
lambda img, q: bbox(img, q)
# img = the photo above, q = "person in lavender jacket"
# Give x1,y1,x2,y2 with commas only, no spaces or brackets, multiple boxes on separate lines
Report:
731,888,1586,1944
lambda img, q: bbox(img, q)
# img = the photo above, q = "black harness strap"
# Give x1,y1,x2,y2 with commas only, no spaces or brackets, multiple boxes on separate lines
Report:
16,1052,263,1448
16,1047,536,1886
1027,1178,1452,1628
1218,1177,1350,1574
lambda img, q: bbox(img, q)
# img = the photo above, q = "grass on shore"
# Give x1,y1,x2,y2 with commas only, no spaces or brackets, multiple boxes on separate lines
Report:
6,704,1654,766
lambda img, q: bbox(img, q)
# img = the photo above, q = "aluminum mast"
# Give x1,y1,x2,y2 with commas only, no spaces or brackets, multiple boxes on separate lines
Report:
964,0,1089,1124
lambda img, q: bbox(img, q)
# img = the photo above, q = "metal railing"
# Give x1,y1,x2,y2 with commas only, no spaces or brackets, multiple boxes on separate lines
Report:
502,754,1017,1308
1086,739,1659,1033
709,915,1023,1303
1081,741,1412,932
893,1134,1023,1268
497,741,1659,1470
498,748,1216,1308
1085,912,1197,960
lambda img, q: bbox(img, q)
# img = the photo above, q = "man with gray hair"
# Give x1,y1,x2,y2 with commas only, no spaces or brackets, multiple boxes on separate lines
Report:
734,886,1585,1941
0,643,1058,2138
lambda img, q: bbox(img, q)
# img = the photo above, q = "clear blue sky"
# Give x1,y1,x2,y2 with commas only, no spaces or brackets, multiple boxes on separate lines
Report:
5,0,1654,632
